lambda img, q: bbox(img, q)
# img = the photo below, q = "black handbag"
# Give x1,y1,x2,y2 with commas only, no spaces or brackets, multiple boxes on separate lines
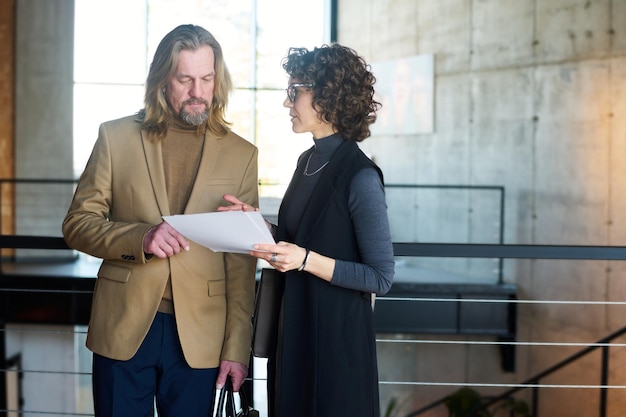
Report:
214,377,259,417
252,268,285,358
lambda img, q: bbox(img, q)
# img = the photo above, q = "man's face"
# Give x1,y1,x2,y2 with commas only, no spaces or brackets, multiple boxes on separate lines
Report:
164,45,215,125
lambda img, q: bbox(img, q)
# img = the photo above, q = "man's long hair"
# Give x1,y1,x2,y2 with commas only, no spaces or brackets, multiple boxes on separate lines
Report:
138,24,233,141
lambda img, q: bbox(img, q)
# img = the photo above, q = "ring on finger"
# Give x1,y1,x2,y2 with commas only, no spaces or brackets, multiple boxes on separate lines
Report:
270,253,278,262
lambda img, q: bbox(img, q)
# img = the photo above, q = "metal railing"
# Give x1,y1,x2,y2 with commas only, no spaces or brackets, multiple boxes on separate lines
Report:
2,179,626,416
386,184,506,283
3,236,626,416
401,324,626,416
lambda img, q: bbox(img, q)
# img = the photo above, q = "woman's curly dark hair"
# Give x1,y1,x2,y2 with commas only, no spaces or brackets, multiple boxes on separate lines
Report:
282,44,381,142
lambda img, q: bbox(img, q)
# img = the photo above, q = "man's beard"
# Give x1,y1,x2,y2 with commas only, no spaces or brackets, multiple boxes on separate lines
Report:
179,98,210,126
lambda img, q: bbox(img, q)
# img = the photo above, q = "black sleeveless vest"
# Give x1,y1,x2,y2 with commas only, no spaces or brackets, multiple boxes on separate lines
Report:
273,140,384,417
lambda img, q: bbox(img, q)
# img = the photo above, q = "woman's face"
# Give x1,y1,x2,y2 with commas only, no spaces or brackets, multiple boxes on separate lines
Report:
283,79,335,139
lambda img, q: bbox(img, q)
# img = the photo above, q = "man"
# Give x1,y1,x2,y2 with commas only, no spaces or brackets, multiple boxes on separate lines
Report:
62,24,258,417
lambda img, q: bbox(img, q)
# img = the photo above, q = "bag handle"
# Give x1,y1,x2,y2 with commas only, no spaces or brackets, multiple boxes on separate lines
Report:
214,381,228,417
214,377,251,417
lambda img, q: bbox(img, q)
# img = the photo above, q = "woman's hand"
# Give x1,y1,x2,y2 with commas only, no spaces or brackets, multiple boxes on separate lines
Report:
216,194,259,212
251,241,307,273
218,194,275,235
253,242,335,282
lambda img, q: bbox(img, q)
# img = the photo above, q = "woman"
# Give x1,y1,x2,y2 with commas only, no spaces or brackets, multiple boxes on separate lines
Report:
222,44,394,417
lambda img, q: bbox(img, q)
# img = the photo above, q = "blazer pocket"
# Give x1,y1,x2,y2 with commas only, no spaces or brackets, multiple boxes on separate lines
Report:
97,262,131,283
207,279,226,297
187,180,237,212
206,179,236,185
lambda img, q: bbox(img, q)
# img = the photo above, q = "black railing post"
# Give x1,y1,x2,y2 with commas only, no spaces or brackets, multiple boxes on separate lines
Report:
497,186,505,284
531,383,539,417
600,345,608,417
0,322,6,417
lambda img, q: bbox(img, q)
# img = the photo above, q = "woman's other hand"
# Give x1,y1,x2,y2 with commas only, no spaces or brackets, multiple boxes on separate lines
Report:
251,242,306,272
216,194,259,212
252,242,334,281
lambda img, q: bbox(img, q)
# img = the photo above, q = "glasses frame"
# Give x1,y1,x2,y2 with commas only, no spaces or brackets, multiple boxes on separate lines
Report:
285,83,315,102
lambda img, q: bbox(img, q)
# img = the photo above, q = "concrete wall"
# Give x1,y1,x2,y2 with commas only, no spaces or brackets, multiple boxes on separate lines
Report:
15,0,75,254
8,2,82,416
337,0,626,415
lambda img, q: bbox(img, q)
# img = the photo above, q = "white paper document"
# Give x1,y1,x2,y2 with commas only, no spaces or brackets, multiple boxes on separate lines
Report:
163,211,275,254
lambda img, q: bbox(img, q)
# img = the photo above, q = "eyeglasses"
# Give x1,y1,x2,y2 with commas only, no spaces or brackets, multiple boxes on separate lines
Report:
285,83,314,102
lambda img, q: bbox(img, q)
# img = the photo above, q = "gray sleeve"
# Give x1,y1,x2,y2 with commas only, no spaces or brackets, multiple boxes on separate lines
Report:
331,167,395,295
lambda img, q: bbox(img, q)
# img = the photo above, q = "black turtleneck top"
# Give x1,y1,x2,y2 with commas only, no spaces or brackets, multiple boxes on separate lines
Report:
281,133,394,295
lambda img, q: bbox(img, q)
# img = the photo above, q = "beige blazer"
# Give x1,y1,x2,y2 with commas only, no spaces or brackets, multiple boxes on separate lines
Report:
63,115,258,368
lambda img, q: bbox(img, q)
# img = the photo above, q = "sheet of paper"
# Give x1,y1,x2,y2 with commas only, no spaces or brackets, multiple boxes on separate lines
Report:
163,211,275,254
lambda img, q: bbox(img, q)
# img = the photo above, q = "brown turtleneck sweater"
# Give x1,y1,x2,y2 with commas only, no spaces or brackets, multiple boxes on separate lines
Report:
158,119,205,314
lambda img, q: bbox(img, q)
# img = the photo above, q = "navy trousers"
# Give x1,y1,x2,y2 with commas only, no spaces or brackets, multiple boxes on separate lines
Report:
92,312,218,417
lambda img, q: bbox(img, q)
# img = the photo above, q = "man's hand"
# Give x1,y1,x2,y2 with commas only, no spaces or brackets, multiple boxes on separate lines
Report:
216,360,248,392
142,221,190,258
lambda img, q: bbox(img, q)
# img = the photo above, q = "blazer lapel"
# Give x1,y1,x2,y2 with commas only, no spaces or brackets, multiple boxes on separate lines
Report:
141,131,171,216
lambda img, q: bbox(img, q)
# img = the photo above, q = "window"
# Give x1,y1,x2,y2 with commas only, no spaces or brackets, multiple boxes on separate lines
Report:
73,0,330,202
